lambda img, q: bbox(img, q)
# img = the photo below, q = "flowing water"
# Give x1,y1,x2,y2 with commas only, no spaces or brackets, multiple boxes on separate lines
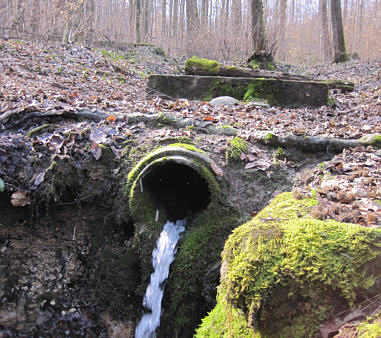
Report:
135,219,186,338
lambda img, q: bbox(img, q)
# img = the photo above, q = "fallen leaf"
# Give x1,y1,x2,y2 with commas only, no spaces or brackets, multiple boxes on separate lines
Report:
112,91,124,100
90,142,102,160
204,116,215,121
106,115,117,124
211,161,224,176
11,190,31,207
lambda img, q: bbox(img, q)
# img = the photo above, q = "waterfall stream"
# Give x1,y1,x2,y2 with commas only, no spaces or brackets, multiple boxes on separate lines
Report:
135,219,186,338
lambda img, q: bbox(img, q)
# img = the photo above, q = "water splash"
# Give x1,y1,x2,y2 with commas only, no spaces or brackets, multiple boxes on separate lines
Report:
135,219,186,338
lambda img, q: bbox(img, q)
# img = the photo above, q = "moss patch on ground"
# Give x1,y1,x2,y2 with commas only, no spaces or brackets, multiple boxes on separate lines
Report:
196,192,381,338
185,56,221,75
226,137,249,163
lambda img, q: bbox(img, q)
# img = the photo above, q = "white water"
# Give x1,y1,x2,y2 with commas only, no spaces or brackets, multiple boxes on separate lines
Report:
135,219,186,338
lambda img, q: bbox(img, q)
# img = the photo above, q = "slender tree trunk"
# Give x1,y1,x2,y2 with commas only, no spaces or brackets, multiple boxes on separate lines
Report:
343,0,348,20
186,0,198,56
12,0,25,36
276,0,287,58
251,0,266,52
201,0,208,31
320,0,332,62
31,0,40,40
232,0,242,34
172,0,178,36
143,0,152,41
162,0,167,37
331,0,348,63
136,0,142,43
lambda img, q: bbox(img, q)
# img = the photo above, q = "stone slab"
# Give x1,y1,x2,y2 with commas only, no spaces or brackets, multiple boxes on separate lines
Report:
147,75,329,108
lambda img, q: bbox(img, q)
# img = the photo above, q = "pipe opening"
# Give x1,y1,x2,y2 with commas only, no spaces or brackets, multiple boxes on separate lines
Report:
142,161,211,221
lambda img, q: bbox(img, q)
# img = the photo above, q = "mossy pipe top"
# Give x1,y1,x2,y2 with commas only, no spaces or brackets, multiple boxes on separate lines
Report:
126,144,219,223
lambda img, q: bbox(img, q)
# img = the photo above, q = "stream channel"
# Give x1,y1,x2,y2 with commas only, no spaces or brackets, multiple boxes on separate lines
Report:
135,219,186,338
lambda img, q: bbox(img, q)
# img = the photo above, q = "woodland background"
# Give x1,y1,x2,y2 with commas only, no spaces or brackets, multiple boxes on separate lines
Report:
0,0,380,65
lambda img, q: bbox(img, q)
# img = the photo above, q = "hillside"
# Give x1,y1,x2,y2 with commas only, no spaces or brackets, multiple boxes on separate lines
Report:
0,39,380,337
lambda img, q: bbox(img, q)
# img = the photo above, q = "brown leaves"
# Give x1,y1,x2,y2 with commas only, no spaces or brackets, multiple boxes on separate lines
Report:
90,142,102,160
296,146,380,227
106,115,117,124
11,190,31,207
211,161,224,177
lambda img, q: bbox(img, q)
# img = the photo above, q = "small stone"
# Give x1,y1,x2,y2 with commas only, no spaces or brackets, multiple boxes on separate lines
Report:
209,96,238,106
50,299,56,306
0,246,6,253
69,307,76,313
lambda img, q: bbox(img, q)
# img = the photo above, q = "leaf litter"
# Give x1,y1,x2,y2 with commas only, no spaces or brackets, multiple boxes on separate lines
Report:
0,38,380,228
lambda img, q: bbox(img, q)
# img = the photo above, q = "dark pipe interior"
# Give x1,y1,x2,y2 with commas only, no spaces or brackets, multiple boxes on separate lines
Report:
142,162,211,221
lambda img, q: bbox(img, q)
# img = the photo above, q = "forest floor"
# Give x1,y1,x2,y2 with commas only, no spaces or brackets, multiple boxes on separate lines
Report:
0,39,380,337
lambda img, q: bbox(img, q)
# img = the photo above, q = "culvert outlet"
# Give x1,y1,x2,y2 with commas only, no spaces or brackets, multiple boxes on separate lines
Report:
127,145,220,224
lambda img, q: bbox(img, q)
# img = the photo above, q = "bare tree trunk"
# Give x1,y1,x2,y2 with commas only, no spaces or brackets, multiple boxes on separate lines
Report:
31,0,40,40
232,0,242,34
201,0,208,31
331,0,348,63
186,0,198,56
12,0,25,37
275,0,287,59
136,0,142,43
162,0,167,37
143,0,152,41
320,0,332,62
343,0,348,20
251,0,266,52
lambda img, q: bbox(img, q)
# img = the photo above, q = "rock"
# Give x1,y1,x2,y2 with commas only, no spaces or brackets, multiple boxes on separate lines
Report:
209,96,238,106
147,75,329,108
196,192,381,337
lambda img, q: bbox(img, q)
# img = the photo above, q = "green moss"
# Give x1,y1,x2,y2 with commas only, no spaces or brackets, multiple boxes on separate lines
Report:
198,192,381,337
185,56,221,75
249,60,261,69
162,201,240,336
243,80,282,105
271,147,285,160
195,300,253,338
167,142,206,154
369,135,381,148
204,80,248,102
226,137,249,163
357,312,381,338
359,134,381,148
248,60,275,71
265,61,276,71
27,124,53,138
204,78,286,106
324,79,355,93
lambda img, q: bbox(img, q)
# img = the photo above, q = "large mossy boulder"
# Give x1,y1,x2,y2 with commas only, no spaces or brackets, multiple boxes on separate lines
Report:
196,192,381,338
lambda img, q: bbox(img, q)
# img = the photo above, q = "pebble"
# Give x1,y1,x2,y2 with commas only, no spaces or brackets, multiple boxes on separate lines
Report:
209,96,238,106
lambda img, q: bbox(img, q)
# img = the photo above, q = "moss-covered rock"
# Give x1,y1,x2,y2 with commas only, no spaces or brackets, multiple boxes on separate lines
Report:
185,56,221,75
196,192,381,338
147,75,328,108
356,312,381,337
